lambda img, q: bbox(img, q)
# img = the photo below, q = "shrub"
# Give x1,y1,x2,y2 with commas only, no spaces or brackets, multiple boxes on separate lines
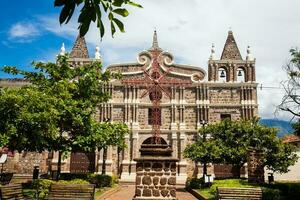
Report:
88,174,115,188
186,177,204,189
262,188,280,200
57,179,90,185
59,173,90,180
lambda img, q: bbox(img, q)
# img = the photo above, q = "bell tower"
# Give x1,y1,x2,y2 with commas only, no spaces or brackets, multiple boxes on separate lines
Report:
208,31,256,83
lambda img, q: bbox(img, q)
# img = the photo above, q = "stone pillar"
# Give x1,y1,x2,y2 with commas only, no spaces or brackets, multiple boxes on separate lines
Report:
121,134,135,181
171,132,178,159
247,149,264,184
133,143,178,200
177,133,187,184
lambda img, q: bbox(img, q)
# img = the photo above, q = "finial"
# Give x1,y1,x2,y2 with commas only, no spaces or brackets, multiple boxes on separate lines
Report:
60,43,65,56
210,43,217,60
152,30,159,49
95,45,101,59
228,27,233,34
246,45,254,61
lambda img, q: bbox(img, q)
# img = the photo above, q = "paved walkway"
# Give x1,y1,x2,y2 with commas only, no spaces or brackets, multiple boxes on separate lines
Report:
97,185,196,200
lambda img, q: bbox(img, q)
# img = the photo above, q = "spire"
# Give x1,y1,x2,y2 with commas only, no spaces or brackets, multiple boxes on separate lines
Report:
149,30,162,51
59,43,65,56
209,43,217,60
70,35,89,58
246,45,254,61
221,30,242,60
95,45,101,60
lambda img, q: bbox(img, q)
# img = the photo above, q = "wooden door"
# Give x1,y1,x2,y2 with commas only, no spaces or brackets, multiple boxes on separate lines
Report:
70,152,95,173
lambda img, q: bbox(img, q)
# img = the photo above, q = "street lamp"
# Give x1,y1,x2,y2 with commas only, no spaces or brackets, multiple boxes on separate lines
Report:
200,120,208,178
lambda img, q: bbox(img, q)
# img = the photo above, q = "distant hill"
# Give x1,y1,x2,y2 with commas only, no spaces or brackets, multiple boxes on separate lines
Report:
259,119,294,138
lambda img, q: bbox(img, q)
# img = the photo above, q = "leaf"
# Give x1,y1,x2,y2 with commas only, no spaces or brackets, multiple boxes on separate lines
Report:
112,8,129,17
127,1,143,8
54,0,65,7
59,5,70,24
111,21,116,37
112,0,124,7
79,21,91,37
97,18,105,38
113,18,125,32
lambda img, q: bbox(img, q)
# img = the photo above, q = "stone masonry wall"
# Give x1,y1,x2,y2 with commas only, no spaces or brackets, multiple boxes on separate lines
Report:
209,88,240,104
2,151,49,174
134,161,177,199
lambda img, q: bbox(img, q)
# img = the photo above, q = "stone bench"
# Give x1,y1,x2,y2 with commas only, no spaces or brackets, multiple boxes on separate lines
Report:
216,187,262,200
0,184,25,200
47,184,95,200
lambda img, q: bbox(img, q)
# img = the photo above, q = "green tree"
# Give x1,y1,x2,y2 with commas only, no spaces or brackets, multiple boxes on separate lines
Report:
184,119,298,178
54,0,142,37
75,121,129,174
1,55,126,180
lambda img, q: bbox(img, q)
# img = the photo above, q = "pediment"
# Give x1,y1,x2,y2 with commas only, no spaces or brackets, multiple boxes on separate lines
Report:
107,49,206,83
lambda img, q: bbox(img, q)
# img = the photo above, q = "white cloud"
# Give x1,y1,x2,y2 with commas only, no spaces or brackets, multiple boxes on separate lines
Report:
39,0,300,120
38,15,77,39
9,22,39,42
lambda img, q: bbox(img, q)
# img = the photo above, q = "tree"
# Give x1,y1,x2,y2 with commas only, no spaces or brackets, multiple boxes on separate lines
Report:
54,0,142,37
278,48,300,136
75,121,129,174
184,118,299,178
183,136,222,178
1,55,125,180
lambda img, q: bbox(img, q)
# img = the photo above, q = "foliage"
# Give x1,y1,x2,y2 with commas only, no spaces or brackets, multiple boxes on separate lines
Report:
54,0,142,37
278,48,300,131
184,118,298,174
88,174,117,188
0,55,128,179
262,188,280,200
185,177,204,189
23,179,90,200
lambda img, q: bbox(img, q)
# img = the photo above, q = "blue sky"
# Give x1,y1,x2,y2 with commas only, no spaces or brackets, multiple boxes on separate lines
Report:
1,0,300,120
0,1,60,77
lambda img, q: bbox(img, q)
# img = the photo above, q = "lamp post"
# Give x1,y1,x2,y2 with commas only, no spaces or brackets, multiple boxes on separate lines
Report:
200,120,208,178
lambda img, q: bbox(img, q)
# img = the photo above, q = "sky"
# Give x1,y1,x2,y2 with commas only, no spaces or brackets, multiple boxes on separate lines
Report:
0,0,299,120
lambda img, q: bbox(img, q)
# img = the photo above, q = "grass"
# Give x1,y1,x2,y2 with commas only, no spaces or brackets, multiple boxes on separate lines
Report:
198,179,259,199
196,179,300,200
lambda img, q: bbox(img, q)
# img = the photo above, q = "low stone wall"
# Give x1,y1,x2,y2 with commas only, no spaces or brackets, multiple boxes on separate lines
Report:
1,151,49,174
134,161,177,200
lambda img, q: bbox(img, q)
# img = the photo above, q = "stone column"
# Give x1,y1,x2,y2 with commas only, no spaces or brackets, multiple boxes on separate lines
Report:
247,149,264,184
177,133,187,184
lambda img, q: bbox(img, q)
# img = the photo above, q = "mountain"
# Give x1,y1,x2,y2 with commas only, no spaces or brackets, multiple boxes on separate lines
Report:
259,119,294,138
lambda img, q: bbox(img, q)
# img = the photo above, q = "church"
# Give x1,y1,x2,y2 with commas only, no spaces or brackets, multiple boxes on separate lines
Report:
0,30,258,183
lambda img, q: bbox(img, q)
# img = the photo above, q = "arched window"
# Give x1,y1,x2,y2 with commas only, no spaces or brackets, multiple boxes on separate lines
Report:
237,68,245,82
218,67,227,82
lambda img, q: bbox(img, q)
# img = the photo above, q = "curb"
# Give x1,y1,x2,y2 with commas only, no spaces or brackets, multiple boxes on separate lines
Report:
96,185,122,200
187,188,208,200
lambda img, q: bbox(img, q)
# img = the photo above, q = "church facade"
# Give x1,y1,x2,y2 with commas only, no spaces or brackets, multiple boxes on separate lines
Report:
0,31,258,182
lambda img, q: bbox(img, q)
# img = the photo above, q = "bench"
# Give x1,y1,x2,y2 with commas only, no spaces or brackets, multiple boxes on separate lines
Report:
216,187,262,200
47,184,95,200
0,173,13,185
0,184,25,200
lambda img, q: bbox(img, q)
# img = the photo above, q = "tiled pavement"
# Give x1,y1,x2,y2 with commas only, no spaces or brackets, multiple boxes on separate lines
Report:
97,185,196,200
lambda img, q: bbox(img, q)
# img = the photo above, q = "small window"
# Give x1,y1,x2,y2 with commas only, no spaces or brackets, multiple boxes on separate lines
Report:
148,108,161,125
220,114,231,121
